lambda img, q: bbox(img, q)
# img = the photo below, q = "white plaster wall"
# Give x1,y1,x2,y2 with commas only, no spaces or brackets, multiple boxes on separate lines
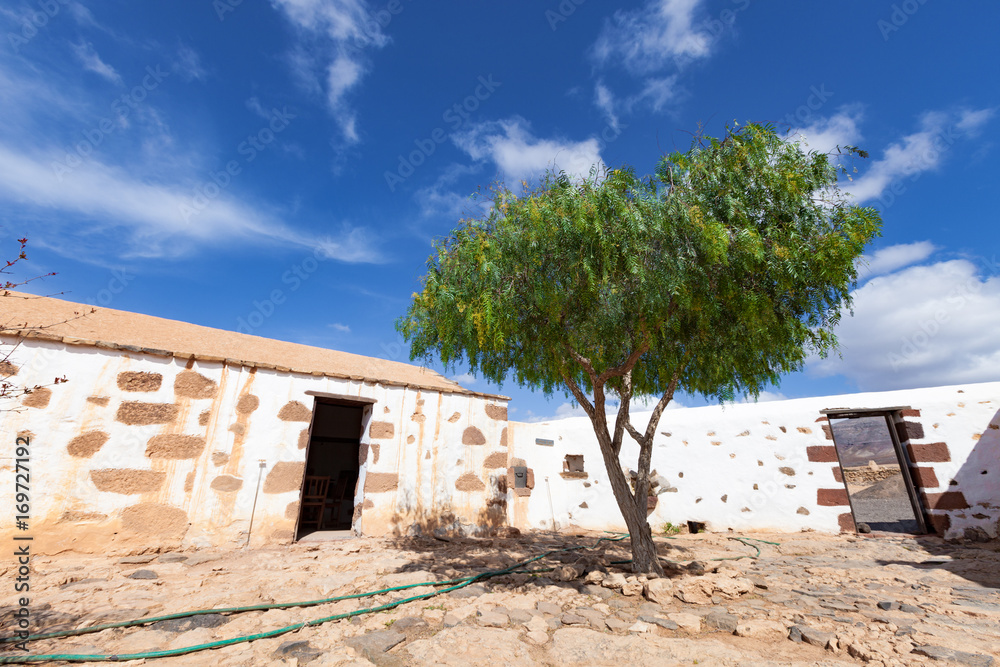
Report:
0,337,509,552
510,382,1000,537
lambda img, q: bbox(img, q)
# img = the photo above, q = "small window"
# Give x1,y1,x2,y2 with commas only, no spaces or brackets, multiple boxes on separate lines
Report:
564,455,585,473
560,455,588,479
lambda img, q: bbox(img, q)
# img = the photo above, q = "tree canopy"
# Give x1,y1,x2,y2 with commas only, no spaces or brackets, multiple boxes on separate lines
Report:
398,122,881,572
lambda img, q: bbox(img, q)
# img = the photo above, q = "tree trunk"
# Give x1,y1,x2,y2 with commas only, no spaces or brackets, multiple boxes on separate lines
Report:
621,498,662,575
593,426,665,576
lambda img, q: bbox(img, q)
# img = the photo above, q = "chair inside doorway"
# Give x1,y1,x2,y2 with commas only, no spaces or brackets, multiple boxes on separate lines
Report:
296,400,363,538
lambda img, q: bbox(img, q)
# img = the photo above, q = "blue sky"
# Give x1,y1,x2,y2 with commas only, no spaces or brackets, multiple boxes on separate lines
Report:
2,0,998,421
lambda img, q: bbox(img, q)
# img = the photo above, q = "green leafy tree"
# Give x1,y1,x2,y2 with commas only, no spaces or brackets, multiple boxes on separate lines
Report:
398,123,881,573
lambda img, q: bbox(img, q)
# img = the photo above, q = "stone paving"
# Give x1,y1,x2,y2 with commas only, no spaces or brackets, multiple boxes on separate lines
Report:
3,529,998,666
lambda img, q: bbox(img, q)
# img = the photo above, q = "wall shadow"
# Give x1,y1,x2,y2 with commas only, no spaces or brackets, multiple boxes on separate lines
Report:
873,407,1000,590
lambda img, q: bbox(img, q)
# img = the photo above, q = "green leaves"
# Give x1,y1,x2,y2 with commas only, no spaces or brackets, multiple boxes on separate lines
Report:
398,123,881,403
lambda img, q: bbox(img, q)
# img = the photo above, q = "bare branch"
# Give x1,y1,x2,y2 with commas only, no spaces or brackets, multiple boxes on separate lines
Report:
596,338,650,385
560,369,596,421
640,368,682,444
562,342,597,383
610,369,633,456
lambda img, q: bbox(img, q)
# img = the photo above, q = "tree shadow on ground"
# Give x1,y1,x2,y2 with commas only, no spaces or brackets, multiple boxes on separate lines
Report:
380,525,700,594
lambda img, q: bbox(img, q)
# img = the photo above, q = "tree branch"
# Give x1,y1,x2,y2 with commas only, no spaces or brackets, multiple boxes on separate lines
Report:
596,339,650,385
611,369,633,457
641,368,682,444
562,342,597,384
560,370,596,421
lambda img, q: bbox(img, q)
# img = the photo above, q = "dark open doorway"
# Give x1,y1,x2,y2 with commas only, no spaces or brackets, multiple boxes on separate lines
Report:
825,408,928,535
295,399,364,540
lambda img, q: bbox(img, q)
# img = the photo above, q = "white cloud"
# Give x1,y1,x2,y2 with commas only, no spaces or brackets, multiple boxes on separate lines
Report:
594,0,711,73
846,108,996,203
71,41,123,85
791,106,864,155
414,163,486,220
809,258,1000,391
737,390,788,404
454,117,605,184
857,241,938,279
326,55,362,108
0,143,383,263
956,107,996,135
451,373,478,386
593,81,619,129
270,0,388,143
633,76,678,113
329,323,351,333
173,45,208,82
271,0,386,45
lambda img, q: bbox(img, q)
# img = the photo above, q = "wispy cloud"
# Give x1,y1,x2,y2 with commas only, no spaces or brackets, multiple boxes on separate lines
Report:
71,41,123,85
270,0,390,144
453,117,605,184
0,51,383,265
0,143,384,263
593,0,711,74
790,105,864,155
857,241,938,279
329,322,351,333
451,372,478,386
846,107,996,203
173,45,207,82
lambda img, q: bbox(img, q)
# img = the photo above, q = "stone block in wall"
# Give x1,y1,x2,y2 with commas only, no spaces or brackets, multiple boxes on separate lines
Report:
817,488,850,506
900,409,921,417
928,513,951,535
462,426,486,445
262,462,305,494
117,372,162,392
838,513,856,533
485,404,507,421
146,435,206,459
364,472,399,493
68,431,109,458
91,469,166,494
369,421,395,439
174,371,218,399
807,446,838,463
22,387,51,409
116,402,178,425
278,401,312,422
483,451,507,469
895,420,924,442
455,473,486,492
832,467,844,483
910,467,939,488
921,491,969,511
907,442,951,462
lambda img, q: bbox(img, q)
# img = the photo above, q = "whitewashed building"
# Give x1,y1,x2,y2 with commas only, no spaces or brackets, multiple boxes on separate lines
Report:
0,293,510,554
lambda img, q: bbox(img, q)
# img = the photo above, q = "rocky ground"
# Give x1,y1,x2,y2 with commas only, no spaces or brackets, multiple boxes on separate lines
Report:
2,529,998,666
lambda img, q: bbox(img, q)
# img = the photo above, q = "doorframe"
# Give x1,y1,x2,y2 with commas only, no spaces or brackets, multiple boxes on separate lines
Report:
822,407,929,535
293,392,377,541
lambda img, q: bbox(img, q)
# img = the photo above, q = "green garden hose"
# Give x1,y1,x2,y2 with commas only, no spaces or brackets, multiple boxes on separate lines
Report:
0,534,630,664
